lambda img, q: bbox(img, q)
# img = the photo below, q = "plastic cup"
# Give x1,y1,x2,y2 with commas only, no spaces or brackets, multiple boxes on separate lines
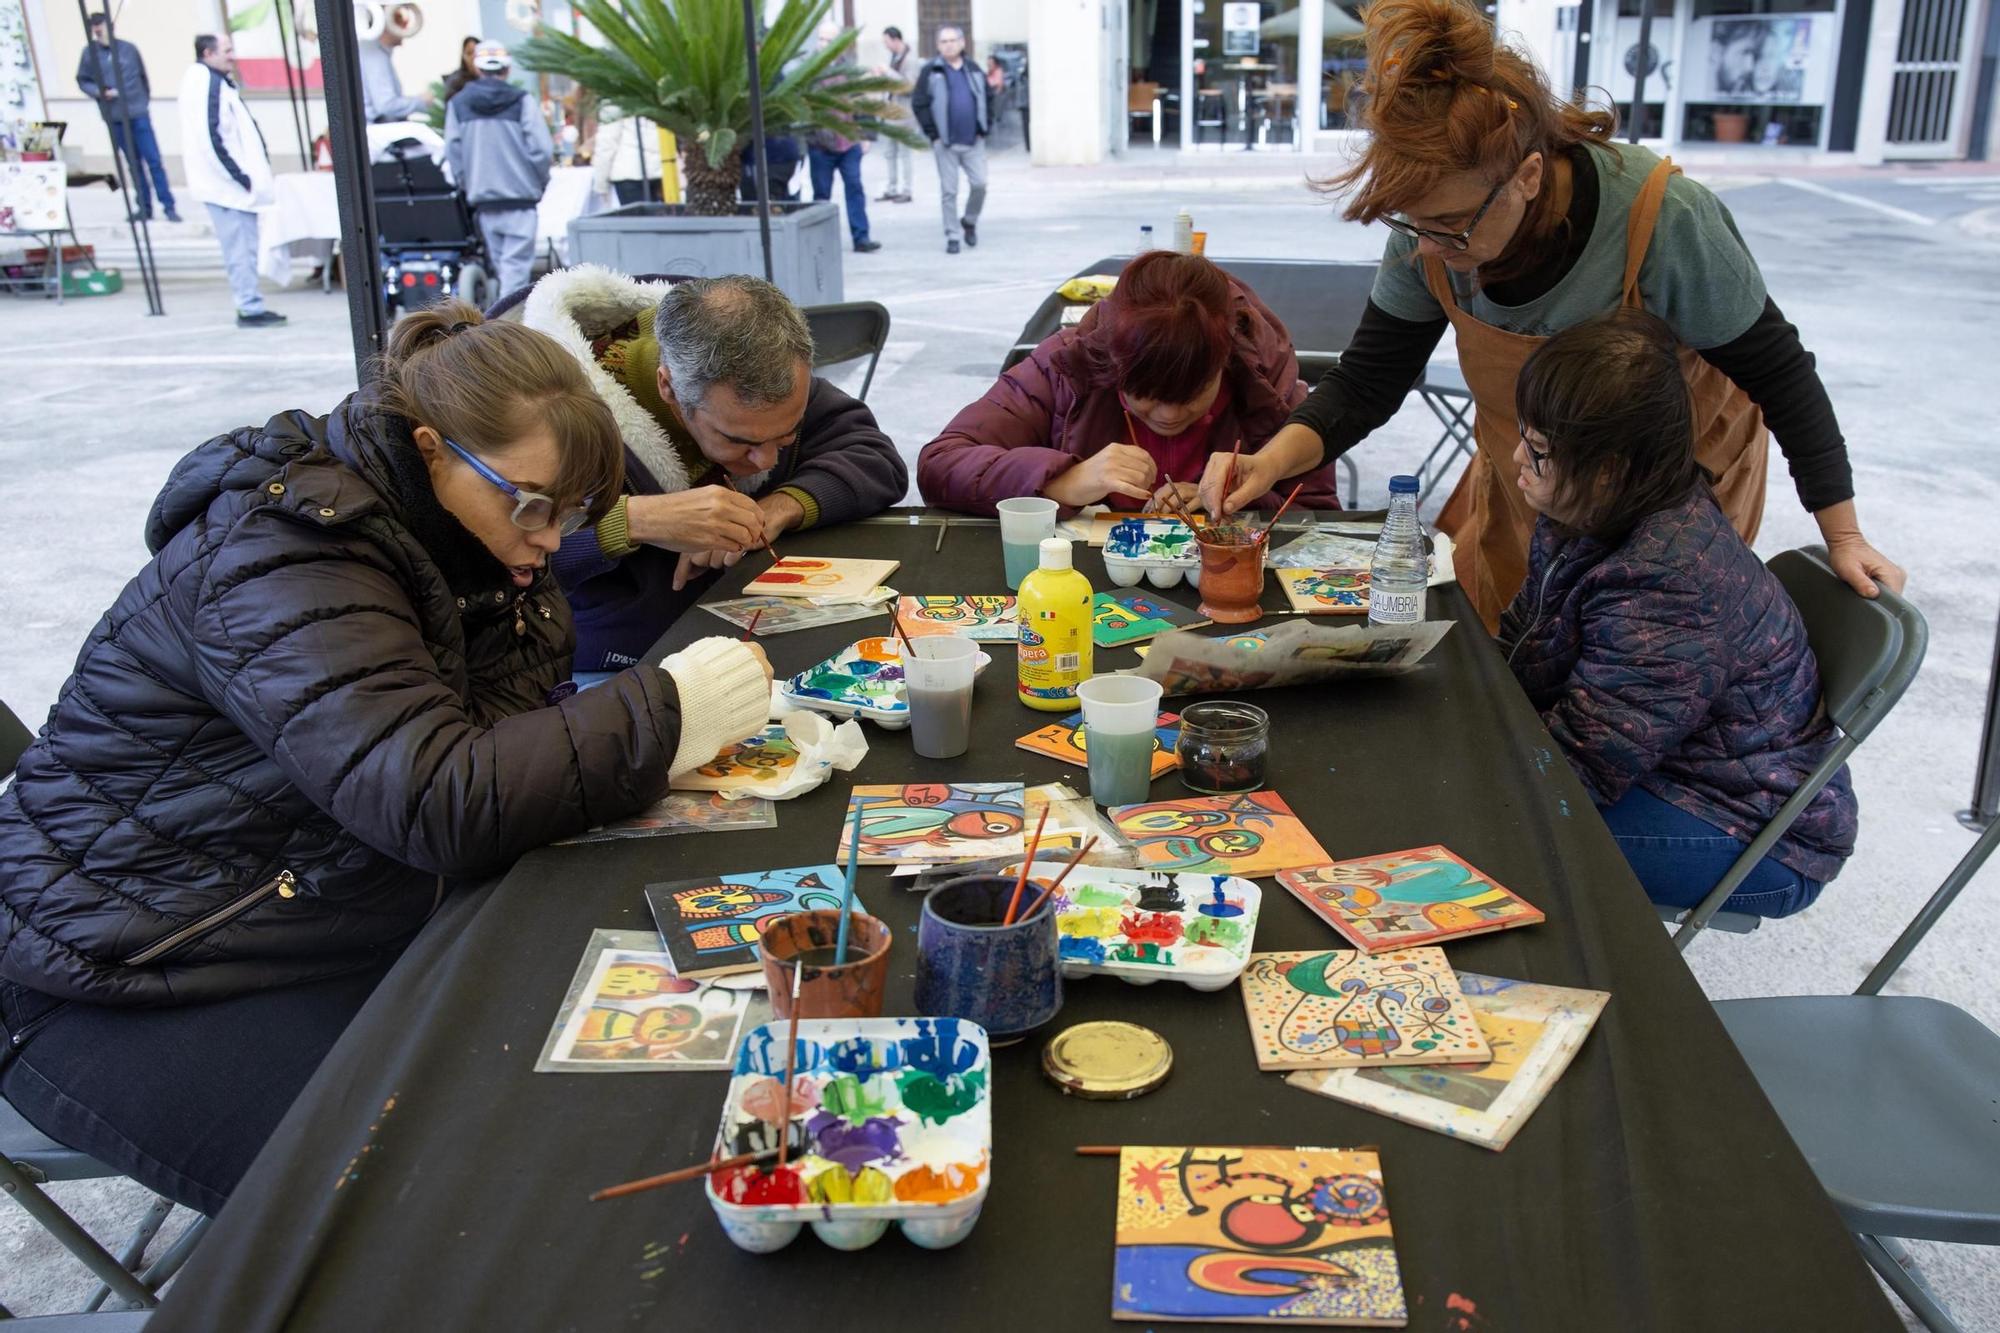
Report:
998,497,1060,590
903,634,978,759
757,909,893,1019
1076,675,1165,807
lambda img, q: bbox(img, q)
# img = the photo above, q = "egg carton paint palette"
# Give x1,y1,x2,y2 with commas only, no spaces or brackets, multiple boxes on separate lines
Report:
1103,518,1202,590
706,1017,994,1254
1010,861,1262,991
781,636,992,728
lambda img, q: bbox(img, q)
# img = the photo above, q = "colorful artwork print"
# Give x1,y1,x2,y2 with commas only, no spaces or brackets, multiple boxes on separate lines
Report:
552,791,775,844
644,866,858,979
1112,1146,1407,1326
536,930,766,1072
1105,518,1199,565
1020,864,1262,989
671,724,802,794
1238,947,1490,1071
784,637,907,720
841,783,1027,865
1111,791,1331,878
898,595,1018,641
705,594,887,636
707,1018,993,1251
1286,974,1610,1151
1017,710,1182,779
743,556,900,600
1278,568,1372,615
1094,591,1208,647
1277,847,1544,952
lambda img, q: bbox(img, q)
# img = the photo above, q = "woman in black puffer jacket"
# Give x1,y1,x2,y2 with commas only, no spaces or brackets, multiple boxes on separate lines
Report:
0,303,773,1216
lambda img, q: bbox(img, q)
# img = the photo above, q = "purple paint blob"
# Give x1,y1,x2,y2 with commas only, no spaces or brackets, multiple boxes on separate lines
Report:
806,1112,904,1171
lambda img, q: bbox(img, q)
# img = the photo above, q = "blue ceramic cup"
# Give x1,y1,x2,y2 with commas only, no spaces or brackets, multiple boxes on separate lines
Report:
916,874,1063,1044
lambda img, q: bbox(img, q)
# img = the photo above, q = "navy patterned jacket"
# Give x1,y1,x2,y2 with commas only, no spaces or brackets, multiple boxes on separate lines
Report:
1497,489,1856,883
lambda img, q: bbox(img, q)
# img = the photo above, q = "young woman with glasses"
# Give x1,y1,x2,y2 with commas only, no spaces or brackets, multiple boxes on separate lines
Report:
1212,0,1902,629
1499,308,1855,916
0,301,773,1216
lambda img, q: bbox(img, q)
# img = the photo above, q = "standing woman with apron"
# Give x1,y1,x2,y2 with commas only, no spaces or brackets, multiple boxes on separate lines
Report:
1202,0,1904,628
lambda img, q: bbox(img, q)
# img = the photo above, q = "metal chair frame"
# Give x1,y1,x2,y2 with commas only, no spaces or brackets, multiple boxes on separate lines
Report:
801,301,891,403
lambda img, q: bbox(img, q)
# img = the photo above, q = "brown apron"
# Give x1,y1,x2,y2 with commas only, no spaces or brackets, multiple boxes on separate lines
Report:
1429,157,1769,629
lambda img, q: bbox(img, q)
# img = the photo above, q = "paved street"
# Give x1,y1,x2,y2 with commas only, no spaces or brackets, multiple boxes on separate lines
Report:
2,147,1997,1325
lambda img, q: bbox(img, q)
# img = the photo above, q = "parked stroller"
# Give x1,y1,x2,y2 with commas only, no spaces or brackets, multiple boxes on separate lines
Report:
371,139,491,317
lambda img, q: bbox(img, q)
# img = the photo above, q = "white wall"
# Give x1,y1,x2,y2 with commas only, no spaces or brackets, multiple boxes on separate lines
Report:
851,0,920,69
1029,0,1109,163
1496,0,1564,86
975,0,1031,47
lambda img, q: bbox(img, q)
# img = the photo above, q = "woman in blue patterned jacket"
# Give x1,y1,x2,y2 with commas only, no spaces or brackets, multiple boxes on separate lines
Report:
1498,308,1857,916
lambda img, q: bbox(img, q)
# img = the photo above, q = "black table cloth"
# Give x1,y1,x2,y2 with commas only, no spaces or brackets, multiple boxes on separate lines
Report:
150,513,1898,1332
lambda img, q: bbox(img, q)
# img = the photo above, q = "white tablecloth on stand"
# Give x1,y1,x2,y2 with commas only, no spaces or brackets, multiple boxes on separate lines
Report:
538,165,609,265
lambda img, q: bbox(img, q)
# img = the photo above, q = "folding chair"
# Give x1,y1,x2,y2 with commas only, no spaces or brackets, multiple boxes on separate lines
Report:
802,301,891,402
1665,547,1927,949
1413,362,1476,506
1715,816,2000,1333
0,1313,154,1329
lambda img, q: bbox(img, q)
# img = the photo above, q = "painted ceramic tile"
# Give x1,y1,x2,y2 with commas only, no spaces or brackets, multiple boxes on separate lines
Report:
671,723,802,794
552,792,775,844
1277,846,1545,953
743,556,900,600
644,865,858,979
1110,790,1331,878
840,783,1027,865
704,594,888,636
784,637,908,721
1094,591,1208,647
1112,1146,1408,1326
1017,709,1182,779
1285,974,1609,1151
1277,568,1372,616
898,595,1019,642
1104,517,1199,566
535,929,769,1072
1016,864,1262,989
706,1018,992,1251
1238,947,1490,1072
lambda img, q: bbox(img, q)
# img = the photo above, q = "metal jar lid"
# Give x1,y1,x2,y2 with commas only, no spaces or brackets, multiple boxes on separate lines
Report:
1041,1021,1173,1100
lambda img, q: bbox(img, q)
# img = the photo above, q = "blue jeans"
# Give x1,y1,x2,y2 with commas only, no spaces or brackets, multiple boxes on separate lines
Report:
109,112,175,216
1600,787,1823,918
808,143,871,245
205,203,267,315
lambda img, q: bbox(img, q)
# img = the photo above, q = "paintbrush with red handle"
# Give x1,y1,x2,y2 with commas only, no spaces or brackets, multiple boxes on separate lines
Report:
1002,804,1052,926
741,608,765,640
1018,836,1099,922
589,1147,783,1201
1258,481,1306,545
775,963,804,1170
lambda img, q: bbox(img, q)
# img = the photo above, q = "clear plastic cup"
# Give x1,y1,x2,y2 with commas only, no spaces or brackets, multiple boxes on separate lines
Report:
1076,675,1165,807
903,633,979,759
997,497,1060,590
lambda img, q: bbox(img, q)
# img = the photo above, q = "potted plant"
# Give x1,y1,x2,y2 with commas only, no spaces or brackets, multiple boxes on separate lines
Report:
516,0,918,301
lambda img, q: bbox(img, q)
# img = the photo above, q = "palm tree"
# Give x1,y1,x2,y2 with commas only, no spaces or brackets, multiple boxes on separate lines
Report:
517,0,921,215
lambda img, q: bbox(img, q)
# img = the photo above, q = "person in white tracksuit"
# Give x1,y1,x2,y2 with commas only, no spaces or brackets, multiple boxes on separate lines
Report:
177,34,284,327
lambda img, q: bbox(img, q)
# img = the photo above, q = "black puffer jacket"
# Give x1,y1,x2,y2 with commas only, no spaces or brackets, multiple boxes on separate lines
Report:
0,389,685,1006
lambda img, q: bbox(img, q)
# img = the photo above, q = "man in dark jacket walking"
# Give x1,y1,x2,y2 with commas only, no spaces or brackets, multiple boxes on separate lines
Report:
908,25,988,254
76,12,178,222
445,44,552,299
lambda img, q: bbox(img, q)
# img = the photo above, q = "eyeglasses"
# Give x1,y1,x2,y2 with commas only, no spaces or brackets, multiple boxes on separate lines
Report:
444,438,592,536
1381,174,1511,252
1520,431,1552,477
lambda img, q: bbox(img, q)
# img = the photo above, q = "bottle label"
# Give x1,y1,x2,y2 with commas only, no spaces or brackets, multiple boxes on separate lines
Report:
1369,586,1424,625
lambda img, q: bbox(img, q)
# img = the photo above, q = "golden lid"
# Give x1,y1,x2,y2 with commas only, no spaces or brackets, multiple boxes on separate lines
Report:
1041,1021,1173,1100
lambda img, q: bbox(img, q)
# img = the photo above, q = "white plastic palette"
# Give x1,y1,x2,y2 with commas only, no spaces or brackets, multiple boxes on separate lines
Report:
780,636,992,729
1011,861,1261,991
1102,518,1202,590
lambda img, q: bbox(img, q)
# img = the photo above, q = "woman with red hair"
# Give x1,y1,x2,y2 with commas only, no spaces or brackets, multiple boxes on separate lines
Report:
917,251,1340,514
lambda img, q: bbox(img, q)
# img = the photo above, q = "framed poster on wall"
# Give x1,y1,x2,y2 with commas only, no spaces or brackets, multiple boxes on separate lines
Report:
1691,13,1835,105
1223,1,1261,57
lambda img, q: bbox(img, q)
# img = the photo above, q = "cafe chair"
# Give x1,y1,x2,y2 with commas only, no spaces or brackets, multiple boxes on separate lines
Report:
1193,88,1228,147
1667,545,1926,950
1413,361,1477,506
1715,816,2000,1333
802,301,891,403
1127,81,1163,146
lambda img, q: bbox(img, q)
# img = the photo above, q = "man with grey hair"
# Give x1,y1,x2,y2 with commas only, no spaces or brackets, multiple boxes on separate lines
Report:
517,266,907,673
909,25,988,254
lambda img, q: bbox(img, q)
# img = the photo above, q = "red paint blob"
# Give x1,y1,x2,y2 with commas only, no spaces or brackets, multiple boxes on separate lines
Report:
712,1165,807,1205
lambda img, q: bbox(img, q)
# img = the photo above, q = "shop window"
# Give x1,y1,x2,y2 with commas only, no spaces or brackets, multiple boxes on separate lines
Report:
1682,102,1824,142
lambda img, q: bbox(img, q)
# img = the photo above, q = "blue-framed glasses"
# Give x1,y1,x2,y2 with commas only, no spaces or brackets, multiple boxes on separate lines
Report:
444,438,592,536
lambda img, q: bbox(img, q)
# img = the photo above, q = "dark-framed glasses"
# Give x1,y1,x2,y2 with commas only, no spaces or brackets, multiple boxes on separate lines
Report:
1381,174,1511,252
443,438,592,536
1520,430,1552,477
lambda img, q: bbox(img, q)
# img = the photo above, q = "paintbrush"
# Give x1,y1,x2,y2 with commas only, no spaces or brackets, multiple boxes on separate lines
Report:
1156,471,1201,532
589,1147,783,1201
1223,439,1242,507
776,961,804,1170
741,608,765,640
890,610,918,658
723,474,783,567
1258,481,1306,544
834,796,863,961
1018,836,1098,922
1001,804,1052,926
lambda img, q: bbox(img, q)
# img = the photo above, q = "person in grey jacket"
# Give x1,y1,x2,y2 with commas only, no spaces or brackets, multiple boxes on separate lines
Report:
444,44,552,298
356,21,432,123
909,25,989,254
76,12,177,222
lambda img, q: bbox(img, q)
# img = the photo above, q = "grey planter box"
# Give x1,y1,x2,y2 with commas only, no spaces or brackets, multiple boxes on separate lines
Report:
567,201,844,306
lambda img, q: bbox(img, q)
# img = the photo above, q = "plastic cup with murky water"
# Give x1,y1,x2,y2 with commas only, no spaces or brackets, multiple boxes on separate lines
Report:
1076,674,1165,808
902,633,979,759
997,496,1059,590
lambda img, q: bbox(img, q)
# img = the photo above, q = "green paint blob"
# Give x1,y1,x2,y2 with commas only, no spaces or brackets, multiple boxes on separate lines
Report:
1070,884,1129,909
819,1074,893,1125
896,1069,987,1125
1184,915,1246,948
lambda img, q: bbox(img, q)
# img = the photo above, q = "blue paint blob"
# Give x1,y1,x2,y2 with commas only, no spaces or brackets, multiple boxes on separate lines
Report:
1196,879,1245,918
1060,935,1110,965
900,1018,981,1078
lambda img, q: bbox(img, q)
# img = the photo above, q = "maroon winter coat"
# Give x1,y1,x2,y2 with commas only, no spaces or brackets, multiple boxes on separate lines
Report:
916,276,1335,516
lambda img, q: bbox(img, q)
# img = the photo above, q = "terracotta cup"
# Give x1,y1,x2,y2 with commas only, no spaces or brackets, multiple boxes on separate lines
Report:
757,909,893,1019
1197,533,1266,625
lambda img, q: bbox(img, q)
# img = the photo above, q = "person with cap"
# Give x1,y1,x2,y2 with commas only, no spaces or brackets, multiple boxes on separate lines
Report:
445,43,553,299
76,12,177,223
356,7,434,123
178,34,285,328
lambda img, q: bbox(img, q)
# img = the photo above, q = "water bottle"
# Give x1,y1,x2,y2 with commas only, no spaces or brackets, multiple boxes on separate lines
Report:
1368,475,1428,626
1137,223,1155,254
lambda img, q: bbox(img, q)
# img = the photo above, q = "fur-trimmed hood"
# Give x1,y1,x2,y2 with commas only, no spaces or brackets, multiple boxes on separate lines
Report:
514,264,690,492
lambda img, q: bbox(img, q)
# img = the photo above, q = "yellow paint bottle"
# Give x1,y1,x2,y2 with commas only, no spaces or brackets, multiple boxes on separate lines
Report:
1016,537,1094,711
